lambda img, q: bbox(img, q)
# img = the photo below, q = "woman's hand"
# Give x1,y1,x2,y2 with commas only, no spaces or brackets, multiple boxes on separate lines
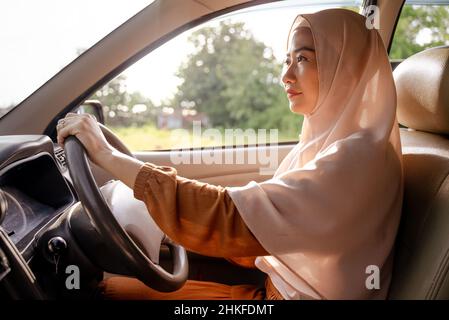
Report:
56,112,115,167
56,112,144,190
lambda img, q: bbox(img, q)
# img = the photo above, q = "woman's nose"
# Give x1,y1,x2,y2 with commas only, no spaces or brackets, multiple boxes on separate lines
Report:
281,64,296,85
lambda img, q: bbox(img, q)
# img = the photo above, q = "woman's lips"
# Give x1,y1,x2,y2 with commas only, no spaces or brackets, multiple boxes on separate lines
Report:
286,89,302,98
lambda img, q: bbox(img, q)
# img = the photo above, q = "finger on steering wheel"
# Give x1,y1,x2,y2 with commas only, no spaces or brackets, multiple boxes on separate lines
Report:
66,112,97,122
56,114,86,145
57,121,80,147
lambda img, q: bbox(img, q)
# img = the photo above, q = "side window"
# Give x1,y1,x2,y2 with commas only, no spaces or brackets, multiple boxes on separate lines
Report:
390,3,449,61
89,3,359,151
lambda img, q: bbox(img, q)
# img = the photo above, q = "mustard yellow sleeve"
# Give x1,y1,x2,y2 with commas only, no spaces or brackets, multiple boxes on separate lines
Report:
133,162,269,258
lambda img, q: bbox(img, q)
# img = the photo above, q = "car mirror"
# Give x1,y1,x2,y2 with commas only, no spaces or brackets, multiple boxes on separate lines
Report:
74,100,105,125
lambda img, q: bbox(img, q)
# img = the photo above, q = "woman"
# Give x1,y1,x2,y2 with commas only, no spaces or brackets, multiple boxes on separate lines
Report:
57,8,403,300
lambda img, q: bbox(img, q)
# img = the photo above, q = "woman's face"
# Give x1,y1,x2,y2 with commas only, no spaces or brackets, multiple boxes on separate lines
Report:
282,26,319,115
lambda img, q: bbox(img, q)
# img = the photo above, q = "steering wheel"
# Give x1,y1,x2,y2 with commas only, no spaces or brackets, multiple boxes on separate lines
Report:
63,126,188,292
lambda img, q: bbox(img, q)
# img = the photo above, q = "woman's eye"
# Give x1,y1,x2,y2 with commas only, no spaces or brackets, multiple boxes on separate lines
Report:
297,55,308,63
284,59,291,65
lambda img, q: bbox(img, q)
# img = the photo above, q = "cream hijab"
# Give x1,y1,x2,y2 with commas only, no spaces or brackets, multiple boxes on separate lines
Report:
227,9,403,300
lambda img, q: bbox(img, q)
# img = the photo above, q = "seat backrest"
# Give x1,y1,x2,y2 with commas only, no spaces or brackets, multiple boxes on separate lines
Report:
388,46,449,299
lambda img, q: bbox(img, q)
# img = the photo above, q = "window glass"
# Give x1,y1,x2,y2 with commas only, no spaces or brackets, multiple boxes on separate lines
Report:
90,1,360,151
390,3,449,60
0,0,154,118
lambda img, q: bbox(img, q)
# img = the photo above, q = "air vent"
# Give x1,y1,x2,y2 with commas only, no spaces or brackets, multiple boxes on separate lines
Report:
54,147,67,169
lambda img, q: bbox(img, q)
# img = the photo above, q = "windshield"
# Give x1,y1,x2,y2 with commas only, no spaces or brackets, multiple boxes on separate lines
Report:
0,0,153,118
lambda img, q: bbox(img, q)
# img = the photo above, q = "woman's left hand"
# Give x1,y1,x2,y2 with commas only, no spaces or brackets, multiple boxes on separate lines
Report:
56,112,115,167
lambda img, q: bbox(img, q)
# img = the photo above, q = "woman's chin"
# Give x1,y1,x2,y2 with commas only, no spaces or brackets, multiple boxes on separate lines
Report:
289,103,307,115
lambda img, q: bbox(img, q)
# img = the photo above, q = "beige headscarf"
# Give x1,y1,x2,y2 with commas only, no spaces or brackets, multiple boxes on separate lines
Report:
227,9,403,300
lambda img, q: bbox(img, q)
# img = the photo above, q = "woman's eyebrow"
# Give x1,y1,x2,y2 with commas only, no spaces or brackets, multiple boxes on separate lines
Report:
286,46,315,57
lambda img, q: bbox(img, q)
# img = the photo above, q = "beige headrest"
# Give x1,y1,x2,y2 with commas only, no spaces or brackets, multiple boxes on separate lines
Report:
394,46,449,134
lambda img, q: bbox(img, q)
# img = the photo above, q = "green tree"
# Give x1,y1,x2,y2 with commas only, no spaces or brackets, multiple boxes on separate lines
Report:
90,74,156,127
390,5,449,59
172,21,302,137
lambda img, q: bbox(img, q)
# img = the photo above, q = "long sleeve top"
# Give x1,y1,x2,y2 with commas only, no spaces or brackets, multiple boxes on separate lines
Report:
133,162,282,299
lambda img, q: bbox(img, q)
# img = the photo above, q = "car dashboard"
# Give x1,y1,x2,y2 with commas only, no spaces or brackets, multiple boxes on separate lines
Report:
0,135,94,299
0,136,76,259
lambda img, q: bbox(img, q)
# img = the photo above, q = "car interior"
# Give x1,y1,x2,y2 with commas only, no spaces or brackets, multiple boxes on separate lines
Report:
1,0,449,300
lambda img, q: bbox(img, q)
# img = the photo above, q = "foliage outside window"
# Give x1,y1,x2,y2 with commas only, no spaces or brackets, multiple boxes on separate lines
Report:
91,4,449,151
90,20,299,151
390,5,449,60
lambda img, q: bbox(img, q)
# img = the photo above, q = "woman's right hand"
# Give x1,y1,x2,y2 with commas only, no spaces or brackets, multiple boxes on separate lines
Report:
56,112,116,167
57,112,145,190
